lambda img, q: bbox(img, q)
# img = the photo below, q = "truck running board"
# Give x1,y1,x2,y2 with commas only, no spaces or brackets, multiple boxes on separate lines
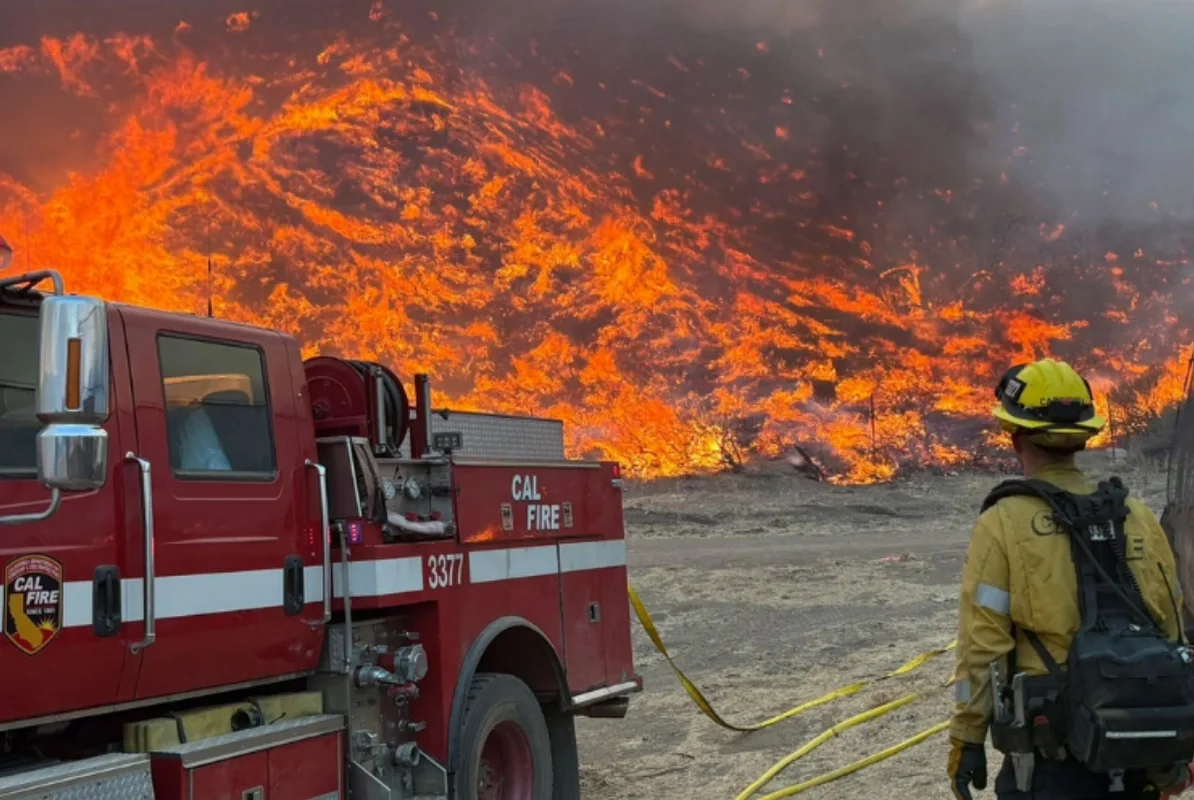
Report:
0,753,154,799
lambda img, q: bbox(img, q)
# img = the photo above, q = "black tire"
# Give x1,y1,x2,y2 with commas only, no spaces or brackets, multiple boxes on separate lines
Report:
544,704,581,800
453,673,554,800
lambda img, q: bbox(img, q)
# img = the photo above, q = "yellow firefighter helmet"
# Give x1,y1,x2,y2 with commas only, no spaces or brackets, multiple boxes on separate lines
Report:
992,358,1105,449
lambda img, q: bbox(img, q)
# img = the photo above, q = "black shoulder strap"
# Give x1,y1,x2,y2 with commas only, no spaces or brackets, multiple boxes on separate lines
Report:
1024,629,1066,682
981,479,1033,514
981,477,1088,517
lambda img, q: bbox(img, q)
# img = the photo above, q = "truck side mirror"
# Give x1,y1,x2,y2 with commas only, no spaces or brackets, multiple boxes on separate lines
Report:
35,295,110,492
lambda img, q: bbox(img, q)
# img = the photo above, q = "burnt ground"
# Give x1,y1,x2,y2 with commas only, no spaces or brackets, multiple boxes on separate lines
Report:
573,450,1170,800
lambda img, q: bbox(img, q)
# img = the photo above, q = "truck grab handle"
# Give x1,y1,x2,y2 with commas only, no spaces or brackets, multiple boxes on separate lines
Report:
305,459,331,624
126,453,156,654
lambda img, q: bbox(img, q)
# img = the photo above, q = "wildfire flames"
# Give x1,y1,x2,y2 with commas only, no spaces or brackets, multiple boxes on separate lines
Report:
2,0,1191,482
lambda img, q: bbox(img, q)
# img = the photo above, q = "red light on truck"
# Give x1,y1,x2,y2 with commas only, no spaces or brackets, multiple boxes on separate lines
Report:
612,464,621,478
347,520,364,545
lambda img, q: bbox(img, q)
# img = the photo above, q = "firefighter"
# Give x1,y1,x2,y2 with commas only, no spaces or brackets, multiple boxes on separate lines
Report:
948,358,1194,800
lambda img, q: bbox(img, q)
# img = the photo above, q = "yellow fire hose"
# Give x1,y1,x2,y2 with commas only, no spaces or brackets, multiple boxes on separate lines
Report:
732,692,925,800
753,720,951,799
628,584,955,732
627,584,956,797
741,666,959,798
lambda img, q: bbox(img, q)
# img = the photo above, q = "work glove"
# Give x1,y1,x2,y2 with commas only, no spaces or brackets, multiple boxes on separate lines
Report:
1160,762,1194,798
948,738,987,800
1149,762,1188,793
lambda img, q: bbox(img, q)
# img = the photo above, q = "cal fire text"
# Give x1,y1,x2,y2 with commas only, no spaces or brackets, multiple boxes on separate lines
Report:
511,474,562,531
12,575,58,607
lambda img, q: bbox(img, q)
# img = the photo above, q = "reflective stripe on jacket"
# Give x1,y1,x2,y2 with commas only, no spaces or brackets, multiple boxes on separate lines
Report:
950,462,1184,745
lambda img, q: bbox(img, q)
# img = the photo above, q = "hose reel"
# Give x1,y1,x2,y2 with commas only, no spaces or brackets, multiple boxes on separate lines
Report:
304,356,411,456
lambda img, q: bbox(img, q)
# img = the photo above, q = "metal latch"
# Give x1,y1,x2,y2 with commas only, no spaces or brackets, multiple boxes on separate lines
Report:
242,788,264,800
93,565,122,637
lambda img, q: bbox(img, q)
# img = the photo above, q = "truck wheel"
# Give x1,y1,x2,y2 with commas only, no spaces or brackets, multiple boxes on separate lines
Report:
456,673,553,800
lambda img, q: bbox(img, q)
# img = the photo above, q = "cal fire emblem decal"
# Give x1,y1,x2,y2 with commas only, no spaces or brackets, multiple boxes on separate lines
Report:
4,555,63,655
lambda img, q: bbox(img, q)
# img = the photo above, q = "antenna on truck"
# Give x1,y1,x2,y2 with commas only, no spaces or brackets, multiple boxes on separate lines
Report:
0,233,12,272
206,221,214,318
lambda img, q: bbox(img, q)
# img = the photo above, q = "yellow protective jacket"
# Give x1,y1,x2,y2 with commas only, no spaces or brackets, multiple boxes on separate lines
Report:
950,463,1185,745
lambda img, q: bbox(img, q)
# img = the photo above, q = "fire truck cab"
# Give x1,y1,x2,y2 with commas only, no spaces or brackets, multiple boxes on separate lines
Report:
0,267,639,800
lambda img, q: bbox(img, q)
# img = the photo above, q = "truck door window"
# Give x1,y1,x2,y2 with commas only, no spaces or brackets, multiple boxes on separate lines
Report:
0,313,39,478
157,334,276,479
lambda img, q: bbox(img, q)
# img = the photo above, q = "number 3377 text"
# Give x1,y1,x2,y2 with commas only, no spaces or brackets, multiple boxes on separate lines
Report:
427,554,464,589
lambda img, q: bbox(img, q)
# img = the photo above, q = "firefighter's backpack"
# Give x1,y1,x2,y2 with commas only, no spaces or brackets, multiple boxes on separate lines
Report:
981,476,1194,773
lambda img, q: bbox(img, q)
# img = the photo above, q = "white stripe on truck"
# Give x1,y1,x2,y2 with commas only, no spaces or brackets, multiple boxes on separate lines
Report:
560,540,626,573
468,545,560,584
328,557,424,599
56,540,626,628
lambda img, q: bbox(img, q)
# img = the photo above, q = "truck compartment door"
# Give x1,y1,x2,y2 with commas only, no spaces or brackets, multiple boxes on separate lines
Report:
558,541,609,693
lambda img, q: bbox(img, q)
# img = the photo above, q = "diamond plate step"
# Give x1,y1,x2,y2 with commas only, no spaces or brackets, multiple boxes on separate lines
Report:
0,753,154,800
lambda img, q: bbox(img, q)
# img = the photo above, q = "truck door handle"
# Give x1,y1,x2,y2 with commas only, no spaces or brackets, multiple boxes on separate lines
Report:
282,555,304,616
305,459,331,624
92,566,121,637
126,453,155,654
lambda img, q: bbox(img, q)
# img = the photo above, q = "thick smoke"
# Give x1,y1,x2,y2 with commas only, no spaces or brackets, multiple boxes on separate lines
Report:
503,0,1194,225
963,0,1194,223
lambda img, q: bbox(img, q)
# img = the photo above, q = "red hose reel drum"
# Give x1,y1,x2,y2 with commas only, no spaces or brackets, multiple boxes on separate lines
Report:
303,356,410,453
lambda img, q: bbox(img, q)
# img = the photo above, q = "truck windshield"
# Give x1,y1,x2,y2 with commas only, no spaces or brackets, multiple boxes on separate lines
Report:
0,312,39,478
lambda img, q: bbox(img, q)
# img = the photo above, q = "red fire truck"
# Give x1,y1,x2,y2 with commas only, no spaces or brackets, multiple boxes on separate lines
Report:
0,249,640,799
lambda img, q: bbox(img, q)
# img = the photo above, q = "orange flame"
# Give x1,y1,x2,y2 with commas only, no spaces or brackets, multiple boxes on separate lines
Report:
1,13,1190,484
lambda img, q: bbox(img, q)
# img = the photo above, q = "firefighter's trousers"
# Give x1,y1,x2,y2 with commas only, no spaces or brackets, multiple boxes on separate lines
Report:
994,756,1160,800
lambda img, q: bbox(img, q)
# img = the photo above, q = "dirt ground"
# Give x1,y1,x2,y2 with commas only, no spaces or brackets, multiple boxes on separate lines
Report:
574,450,1170,800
